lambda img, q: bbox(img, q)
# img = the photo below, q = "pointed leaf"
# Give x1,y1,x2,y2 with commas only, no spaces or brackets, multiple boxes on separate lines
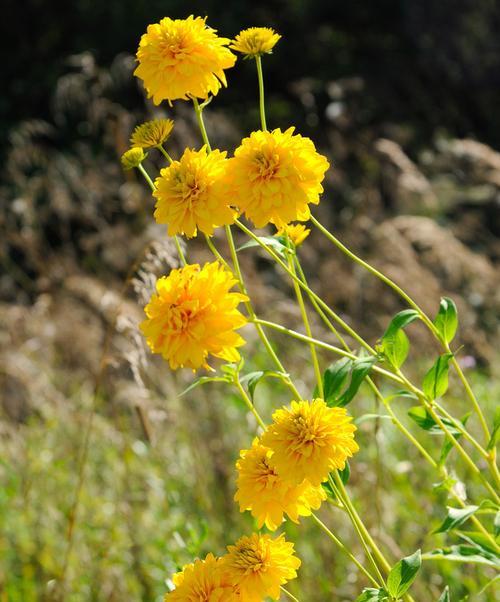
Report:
423,545,499,568
437,586,450,602
438,412,470,467
423,353,453,400
487,406,500,451
240,370,289,401
380,328,410,369
321,358,352,403
335,356,377,407
434,297,458,344
339,461,350,484
433,505,479,534
407,406,462,435
383,309,421,339
237,236,287,258
179,376,229,396
387,549,422,598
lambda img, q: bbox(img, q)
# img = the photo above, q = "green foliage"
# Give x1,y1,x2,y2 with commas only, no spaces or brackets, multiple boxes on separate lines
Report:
422,353,453,400
378,309,420,369
318,356,377,407
386,549,422,599
355,588,389,601
434,298,458,344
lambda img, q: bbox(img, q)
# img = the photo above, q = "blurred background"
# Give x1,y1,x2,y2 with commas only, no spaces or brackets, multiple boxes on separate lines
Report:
1,1,499,600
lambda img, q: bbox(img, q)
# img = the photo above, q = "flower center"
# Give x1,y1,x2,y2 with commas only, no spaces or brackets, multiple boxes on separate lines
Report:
167,303,195,332
253,151,280,180
292,414,317,445
233,545,267,573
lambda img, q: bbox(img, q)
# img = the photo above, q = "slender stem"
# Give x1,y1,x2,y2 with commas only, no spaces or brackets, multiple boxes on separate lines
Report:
204,235,230,269
157,144,173,163
225,225,302,399
255,55,267,131
434,402,489,460
138,163,186,266
286,244,323,396
310,513,382,588
311,215,491,444
280,586,300,602
236,219,376,356
192,97,212,151
253,318,404,386
233,378,267,430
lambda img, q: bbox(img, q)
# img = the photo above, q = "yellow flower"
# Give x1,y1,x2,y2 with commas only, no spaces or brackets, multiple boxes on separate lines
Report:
134,15,236,104
222,533,300,602
230,27,281,58
140,262,248,370
121,147,147,170
260,399,359,486
131,118,174,149
153,147,235,238
234,439,326,530
227,127,329,228
275,223,310,247
166,553,240,601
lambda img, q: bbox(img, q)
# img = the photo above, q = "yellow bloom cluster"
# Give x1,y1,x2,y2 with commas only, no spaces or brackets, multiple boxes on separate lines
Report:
140,262,247,370
230,27,281,58
130,118,174,149
153,147,235,237
276,223,311,247
165,534,300,601
261,399,359,486
135,15,236,104
228,127,329,227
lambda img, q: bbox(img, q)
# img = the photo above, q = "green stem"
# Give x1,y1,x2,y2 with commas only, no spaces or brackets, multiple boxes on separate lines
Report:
255,55,267,131
204,235,230,269
280,586,300,602
285,243,323,396
192,97,212,151
137,163,186,265
310,513,382,588
225,225,302,399
311,215,491,444
233,377,267,430
434,401,489,460
157,144,173,163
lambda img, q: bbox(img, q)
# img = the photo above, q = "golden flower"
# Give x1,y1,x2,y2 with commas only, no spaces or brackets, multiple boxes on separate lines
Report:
166,553,240,601
153,147,235,238
227,127,329,228
260,399,359,486
140,262,248,370
121,147,147,170
134,15,237,104
234,439,326,531
222,533,300,602
130,118,174,149
275,223,310,247
230,27,281,58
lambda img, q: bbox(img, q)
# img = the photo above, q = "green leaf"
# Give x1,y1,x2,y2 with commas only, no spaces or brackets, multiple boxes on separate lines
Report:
434,297,458,344
179,376,229,396
383,309,421,339
423,544,500,568
239,370,288,401
237,236,287,257
407,407,462,435
378,310,420,369
438,412,470,467
387,549,421,599
457,531,499,555
422,353,453,400
319,356,376,408
487,406,500,451
355,588,389,602
354,413,393,425
437,586,450,602
433,505,479,534
321,358,352,403
495,511,500,539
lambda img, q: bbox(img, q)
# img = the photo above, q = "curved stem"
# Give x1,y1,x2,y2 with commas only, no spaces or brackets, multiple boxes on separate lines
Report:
204,235,230,269
280,586,300,602
233,377,267,430
225,225,302,399
157,144,173,163
434,401,489,460
285,245,323,396
255,55,267,131
310,513,382,588
192,97,212,151
311,215,491,443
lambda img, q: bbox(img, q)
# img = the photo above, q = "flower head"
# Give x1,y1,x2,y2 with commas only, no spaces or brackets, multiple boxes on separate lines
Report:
140,262,248,370
131,118,174,149
260,399,359,486
275,223,310,247
135,16,236,104
235,439,326,530
230,27,281,58
222,533,300,602
121,147,147,170
153,147,235,238
227,127,329,228
166,553,240,601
